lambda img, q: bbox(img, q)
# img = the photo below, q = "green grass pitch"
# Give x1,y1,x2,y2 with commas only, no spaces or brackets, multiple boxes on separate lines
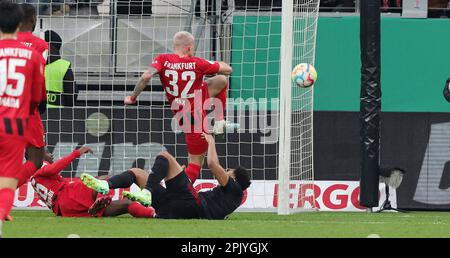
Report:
4,210,450,238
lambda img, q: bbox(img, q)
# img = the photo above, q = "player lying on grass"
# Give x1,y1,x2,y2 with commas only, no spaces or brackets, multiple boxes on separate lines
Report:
81,133,251,219
12,146,156,218
124,31,238,189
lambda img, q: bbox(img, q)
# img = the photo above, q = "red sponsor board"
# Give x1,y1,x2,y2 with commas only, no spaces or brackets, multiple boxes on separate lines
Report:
14,180,394,212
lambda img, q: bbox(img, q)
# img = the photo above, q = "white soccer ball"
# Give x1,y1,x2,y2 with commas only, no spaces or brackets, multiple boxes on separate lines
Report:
291,63,318,88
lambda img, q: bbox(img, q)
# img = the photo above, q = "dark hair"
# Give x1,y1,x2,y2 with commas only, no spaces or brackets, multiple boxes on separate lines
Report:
0,2,23,34
45,30,62,50
20,3,36,24
234,166,251,191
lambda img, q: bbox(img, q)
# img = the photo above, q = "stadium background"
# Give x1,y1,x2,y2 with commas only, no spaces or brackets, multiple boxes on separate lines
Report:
14,1,450,211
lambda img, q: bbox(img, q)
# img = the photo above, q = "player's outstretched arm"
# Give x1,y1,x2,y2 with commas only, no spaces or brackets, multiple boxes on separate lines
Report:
202,133,230,187
37,146,93,177
124,67,158,105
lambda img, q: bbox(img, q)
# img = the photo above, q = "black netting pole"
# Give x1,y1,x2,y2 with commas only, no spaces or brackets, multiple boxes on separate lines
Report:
359,0,381,208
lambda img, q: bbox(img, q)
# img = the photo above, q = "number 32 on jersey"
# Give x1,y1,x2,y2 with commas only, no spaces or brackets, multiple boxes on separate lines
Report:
164,70,196,99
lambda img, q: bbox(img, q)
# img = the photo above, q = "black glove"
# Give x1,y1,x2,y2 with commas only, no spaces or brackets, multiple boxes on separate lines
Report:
443,77,450,103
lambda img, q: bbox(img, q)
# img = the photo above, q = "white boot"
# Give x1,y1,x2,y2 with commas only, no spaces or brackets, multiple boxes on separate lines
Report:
213,120,240,135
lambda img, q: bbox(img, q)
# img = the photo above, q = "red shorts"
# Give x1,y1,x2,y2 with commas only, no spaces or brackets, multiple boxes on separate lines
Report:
185,133,208,155
172,83,209,156
54,181,114,217
0,136,27,178
26,114,45,148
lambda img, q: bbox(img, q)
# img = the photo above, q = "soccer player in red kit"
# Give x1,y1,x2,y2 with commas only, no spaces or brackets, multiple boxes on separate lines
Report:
124,31,236,182
17,4,49,61
0,2,46,237
16,3,49,185
15,146,156,219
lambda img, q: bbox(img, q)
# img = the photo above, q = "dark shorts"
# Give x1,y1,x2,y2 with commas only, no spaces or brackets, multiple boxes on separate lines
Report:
150,171,203,219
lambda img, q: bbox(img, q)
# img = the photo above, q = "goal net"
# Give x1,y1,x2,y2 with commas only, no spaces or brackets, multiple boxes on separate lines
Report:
13,0,320,214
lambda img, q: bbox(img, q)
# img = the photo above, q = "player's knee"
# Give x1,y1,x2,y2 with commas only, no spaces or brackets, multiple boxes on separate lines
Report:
128,168,148,188
210,75,228,90
152,154,170,175
128,168,144,176
158,151,169,157
217,75,228,86
157,151,173,160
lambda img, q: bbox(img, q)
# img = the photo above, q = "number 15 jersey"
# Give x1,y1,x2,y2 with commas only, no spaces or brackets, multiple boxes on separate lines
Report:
0,39,45,140
151,54,220,109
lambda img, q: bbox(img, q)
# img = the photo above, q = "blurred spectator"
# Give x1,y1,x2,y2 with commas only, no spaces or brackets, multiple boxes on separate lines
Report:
15,0,76,16
117,0,152,15
381,0,402,12
44,30,78,107
428,0,449,18
71,0,104,16
52,0,75,16
234,0,281,11
320,0,355,12
16,0,50,15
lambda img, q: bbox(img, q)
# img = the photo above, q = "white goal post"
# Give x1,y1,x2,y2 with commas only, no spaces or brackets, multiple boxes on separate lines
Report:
278,0,320,214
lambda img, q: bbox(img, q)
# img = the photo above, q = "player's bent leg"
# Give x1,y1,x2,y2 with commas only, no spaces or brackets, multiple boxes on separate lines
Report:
0,180,17,229
158,151,184,181
188,153,204,167
0,138,29,226
185,161,202,184
206,75,228,98
88,195,112,216
186,153,204,183
128,168,150,189
127,202,156,218
107,170,140,189
122,190,152,207
101,199,130,217
213,120,240,135
204,76,240,135
123,152,176,206
80,173,110,194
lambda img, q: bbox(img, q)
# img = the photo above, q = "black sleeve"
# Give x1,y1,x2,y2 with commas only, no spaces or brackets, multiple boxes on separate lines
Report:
62,67,77,107
38,101,47,114
443,77,450,103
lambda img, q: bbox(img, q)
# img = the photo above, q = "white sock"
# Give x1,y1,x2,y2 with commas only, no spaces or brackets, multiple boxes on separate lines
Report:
142,189,152,195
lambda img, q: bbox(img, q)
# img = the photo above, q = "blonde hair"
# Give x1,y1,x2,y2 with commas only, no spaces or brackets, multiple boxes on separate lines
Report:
173,31,195,48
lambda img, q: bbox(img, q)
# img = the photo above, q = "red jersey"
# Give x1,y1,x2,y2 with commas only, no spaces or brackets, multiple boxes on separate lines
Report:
17,32,49,62
0,39,45,139
152,54,220,109
17,32,48,146
29,150,81,211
